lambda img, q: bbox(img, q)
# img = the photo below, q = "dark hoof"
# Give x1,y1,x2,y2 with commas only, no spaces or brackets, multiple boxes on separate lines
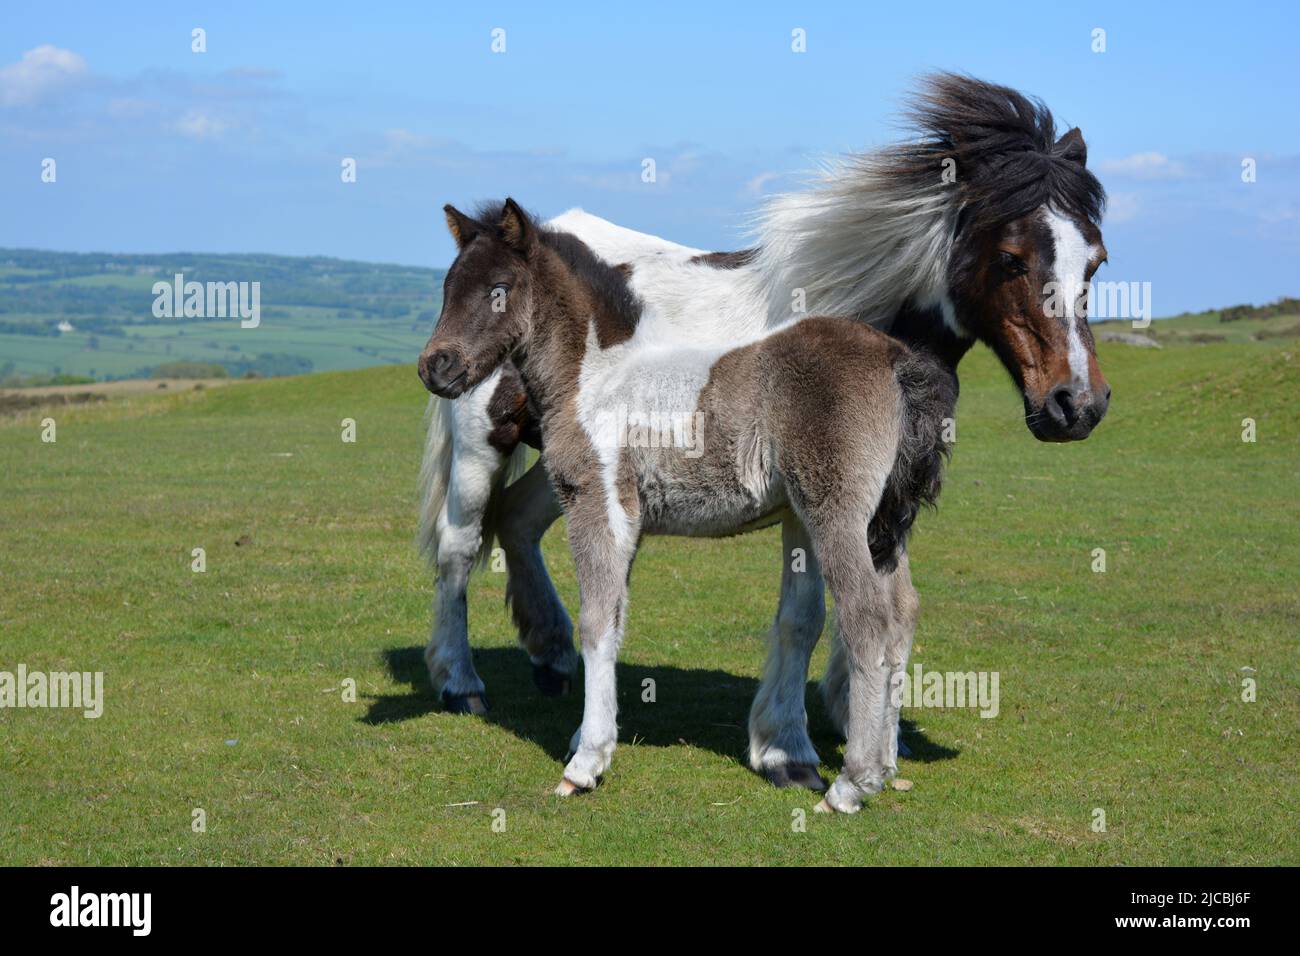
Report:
440,690,489,715
532,663,572,698
762,764,826,792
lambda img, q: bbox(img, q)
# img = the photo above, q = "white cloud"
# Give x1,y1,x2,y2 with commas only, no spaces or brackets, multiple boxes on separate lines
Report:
0,45,88,107
1105,192,1141,224
1098,151,1188,181
174,110,230,140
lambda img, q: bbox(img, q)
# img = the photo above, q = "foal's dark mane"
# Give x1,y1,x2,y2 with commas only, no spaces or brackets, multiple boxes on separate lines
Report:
473,200,641,342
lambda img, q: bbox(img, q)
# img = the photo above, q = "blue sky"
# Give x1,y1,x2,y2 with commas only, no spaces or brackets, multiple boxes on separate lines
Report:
1,0,1297,314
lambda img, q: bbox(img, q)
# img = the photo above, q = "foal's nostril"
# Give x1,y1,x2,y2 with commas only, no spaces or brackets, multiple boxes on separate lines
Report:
431,351,453,376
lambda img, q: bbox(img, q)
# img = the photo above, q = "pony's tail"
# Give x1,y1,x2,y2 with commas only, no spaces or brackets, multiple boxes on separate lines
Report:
869,348,959,572
476,441,529,571
417,395,454,565
417,394,531,573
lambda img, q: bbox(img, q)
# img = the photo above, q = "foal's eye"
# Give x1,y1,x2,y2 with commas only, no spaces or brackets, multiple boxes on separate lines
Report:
998,251,1028,277
490,283,509,295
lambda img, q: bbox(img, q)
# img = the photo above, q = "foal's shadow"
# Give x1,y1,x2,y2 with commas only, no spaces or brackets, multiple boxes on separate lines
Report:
365,646,958,768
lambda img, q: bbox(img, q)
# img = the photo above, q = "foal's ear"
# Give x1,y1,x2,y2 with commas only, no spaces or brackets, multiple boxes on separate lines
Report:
444,204,479,250
1055,127,1088,166
499,197,535,253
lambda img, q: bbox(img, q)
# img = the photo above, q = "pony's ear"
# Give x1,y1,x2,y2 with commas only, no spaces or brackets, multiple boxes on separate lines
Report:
444,204,479,249
499,198,535,253
1055,127,1088,167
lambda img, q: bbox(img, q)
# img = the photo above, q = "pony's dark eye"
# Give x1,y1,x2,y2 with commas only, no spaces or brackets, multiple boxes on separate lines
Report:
490,283,509,296
998,251,1028,277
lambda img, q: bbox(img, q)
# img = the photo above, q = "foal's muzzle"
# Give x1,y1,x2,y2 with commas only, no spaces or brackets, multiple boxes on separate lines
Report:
418,348,470,398
1026,381,1111,442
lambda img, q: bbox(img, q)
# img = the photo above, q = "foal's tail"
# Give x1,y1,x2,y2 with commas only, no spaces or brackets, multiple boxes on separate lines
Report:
869,348,959,572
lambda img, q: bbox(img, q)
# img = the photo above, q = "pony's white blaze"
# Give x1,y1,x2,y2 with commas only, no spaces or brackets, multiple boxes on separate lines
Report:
1043,207,1095,390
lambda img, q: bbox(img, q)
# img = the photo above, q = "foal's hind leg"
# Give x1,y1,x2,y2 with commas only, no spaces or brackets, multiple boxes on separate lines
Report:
748,512,826,791
497,461,578,696
880,551,919,773
814,539,895,814
786,485,896,814
821,554,917,761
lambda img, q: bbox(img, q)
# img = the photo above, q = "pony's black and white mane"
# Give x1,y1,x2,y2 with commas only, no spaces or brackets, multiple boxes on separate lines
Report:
752,72,1106,333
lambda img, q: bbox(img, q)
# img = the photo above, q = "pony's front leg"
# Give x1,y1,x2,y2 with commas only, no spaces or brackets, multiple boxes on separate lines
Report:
497,461,578,696
748,512,826,791
423,388,506,714
555,498,638,795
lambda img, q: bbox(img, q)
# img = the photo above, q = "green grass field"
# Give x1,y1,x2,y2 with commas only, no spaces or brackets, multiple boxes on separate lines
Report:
0,329,1296,865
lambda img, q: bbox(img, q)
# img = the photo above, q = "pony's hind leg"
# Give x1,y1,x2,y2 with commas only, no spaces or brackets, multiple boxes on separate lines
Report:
748,512,826,791
497,460,578,696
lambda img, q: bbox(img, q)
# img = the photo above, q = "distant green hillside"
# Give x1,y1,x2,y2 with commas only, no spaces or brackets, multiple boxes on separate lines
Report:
0,248,444,384
1,246,1295,386
1096,298,1300,345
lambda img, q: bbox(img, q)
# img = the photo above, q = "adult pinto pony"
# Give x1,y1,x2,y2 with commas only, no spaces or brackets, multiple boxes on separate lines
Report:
423,198,957,811
417,74,1109,792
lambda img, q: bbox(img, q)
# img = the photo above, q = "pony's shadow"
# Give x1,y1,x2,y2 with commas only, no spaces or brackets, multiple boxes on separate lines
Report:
365,646,958,768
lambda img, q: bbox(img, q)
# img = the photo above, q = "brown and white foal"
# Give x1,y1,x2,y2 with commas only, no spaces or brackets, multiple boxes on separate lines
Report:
420,198,957,812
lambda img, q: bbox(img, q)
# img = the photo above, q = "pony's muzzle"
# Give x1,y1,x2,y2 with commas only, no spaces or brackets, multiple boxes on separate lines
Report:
419,348,469,398
1028,381,1110,442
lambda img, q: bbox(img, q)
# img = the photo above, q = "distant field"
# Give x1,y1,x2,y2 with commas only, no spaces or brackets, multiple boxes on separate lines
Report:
0,316,1295,865
0,248,442,381
0,309,431,379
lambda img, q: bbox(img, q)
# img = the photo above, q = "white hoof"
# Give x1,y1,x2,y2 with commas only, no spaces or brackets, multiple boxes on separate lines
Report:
554,778,587,796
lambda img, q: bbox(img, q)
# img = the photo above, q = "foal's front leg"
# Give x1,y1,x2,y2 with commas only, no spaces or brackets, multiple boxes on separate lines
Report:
497,461,579,696
555,498,639,794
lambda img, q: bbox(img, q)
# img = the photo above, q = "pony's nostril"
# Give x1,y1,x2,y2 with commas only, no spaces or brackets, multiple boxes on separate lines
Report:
1049,385,1078,426
431,351,453,376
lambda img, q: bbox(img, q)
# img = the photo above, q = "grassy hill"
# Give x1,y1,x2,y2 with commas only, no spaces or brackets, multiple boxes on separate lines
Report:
0,322,1296,864
2,247,1296,388
0,248,443,384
